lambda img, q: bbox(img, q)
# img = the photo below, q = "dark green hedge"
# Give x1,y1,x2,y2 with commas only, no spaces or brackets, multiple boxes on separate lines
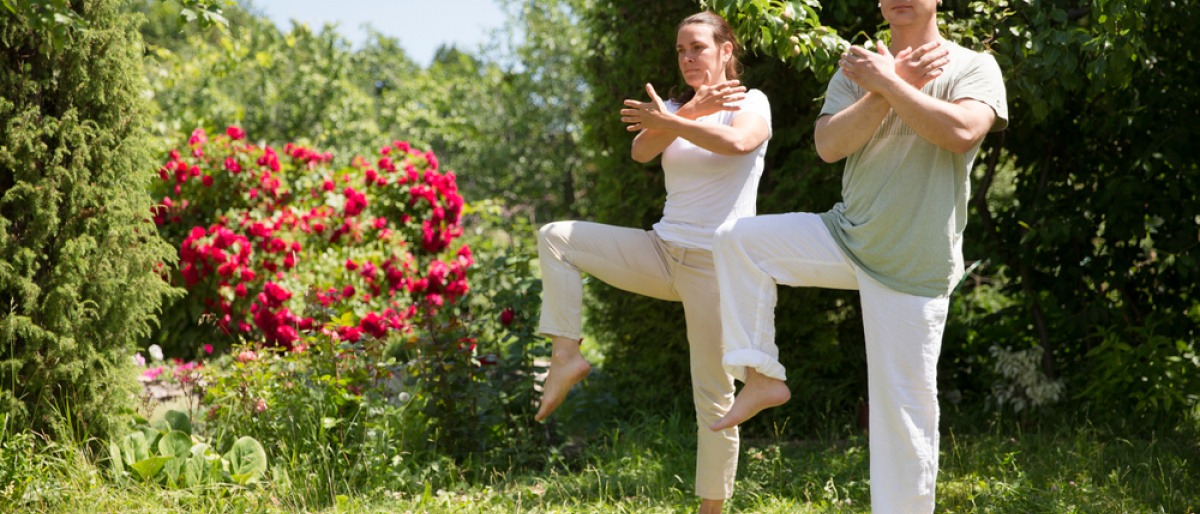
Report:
0,0,178,442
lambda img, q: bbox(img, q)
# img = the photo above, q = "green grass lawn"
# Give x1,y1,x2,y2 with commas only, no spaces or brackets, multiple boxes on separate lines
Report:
7,410,1196,513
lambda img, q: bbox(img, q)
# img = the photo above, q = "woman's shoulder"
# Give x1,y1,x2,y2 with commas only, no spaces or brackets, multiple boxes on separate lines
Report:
738,88,771,110
745,88,768,99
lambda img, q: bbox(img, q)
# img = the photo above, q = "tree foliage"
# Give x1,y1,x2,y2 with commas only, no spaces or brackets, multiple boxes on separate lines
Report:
0,0,178,442
137,0,590,227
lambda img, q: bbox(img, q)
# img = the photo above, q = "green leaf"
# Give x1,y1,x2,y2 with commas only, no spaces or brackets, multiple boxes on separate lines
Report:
164,410,192,435
223,436,268,485
158,430,193,458
121,431,151,465
164,456,185,488
129,456,172,481
184,454,206,486
108,440,126,477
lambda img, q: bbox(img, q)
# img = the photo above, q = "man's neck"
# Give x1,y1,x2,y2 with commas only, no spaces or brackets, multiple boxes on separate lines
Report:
889,23,942,53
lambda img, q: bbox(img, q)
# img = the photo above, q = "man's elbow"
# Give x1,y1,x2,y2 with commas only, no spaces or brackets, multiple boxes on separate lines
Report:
946,129,986,154
814,140,842,163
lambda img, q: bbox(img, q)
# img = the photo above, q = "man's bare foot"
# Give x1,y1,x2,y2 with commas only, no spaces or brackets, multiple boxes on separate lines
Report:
535,337,591,421
709,368,790,431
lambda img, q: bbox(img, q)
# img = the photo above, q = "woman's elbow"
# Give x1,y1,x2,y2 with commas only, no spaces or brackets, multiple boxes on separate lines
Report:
631,148,655,163
728,135,767,155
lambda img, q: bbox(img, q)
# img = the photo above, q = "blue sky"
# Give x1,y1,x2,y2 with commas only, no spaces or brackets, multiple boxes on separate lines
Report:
245,0,509,67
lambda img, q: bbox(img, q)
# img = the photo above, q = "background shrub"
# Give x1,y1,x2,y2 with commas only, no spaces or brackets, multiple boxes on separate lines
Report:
0,0,178,443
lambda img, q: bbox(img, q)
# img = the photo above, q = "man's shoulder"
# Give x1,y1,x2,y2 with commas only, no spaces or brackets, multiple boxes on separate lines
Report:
945,40,998,66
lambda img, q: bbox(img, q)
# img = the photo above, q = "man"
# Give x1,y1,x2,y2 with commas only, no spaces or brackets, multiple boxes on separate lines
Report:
708,0,1007,511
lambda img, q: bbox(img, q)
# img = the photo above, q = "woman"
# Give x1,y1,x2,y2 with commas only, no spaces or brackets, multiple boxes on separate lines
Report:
534,11,771,513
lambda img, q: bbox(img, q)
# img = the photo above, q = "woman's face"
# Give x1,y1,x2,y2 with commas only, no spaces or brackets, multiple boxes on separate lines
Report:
676,23,730,88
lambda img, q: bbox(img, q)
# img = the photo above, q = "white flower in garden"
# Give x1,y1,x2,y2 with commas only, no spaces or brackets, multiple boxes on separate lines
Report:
148,344,164,362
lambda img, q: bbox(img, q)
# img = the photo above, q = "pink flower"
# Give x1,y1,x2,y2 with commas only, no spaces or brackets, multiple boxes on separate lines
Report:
226,126,246,140
188,128,207,146
345,259,359,271
174,361,201,383
500,308,515,326
237,350,258,363
343,187,368,217
337,325,363,342
257,147,280,172
426,293,444,307
254,398,268,413
359,261,377,280
142,366,165,380
204,344,214,355
359,312,388,339
263,282,292,307
201,175,214,187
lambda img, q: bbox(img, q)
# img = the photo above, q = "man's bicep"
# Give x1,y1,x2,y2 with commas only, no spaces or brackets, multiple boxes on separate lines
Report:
953,98,999,141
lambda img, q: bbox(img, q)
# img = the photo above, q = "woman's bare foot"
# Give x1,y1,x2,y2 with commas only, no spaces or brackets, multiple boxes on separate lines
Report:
535,337,591,421
709,368,790,431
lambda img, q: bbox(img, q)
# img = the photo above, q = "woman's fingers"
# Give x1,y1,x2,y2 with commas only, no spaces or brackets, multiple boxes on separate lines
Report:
646,83,663,102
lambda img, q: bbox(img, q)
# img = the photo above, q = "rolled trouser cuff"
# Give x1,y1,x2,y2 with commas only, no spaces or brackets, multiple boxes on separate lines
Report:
722,349,787,382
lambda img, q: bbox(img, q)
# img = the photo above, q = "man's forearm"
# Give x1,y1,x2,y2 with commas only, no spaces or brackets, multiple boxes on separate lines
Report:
814,93,890,163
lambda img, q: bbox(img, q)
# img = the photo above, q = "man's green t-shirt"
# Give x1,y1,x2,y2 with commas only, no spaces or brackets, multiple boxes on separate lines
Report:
819,40,1009,298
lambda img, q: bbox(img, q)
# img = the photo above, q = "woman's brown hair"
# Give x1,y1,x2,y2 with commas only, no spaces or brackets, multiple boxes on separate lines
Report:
670,11,742,104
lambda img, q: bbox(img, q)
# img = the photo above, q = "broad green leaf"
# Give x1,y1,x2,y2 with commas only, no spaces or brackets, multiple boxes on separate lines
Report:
129,456,172,481
223,436,268,484
108,440,125,477
164,410,192,435
164,456,185,488
158,430,192,458
121,431,151,465
184,455,206,486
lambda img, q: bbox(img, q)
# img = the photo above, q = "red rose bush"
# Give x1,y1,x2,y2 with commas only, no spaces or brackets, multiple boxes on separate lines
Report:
151,127,470,352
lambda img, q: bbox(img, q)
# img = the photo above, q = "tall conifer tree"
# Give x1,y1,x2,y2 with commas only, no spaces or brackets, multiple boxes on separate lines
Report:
1,0,178,441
